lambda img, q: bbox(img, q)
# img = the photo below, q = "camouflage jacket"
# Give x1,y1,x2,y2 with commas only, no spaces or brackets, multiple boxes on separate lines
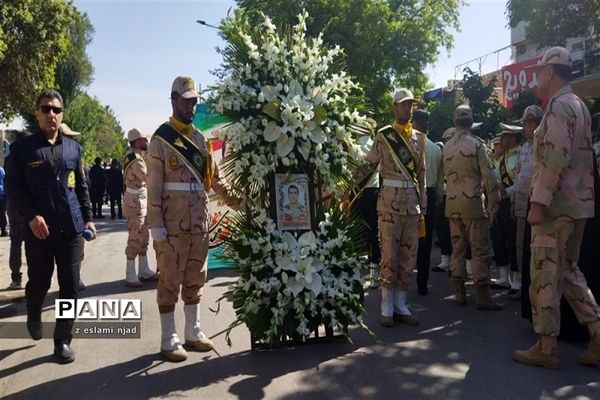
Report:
443,127,501,219
530,85,594,219
147,121,236,233
367,125,427,216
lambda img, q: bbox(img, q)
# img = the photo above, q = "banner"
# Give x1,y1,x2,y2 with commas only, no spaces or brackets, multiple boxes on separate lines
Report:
501,56,542,108
193,103,234,268
193,103,230,156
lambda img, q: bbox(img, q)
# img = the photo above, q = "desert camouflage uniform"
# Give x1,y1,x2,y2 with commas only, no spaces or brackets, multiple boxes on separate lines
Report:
367,125,426,290
147,121,236,307
493,144,520,269
513,140,534,273
123,152,149,259
443,127,501,283
529,85,600,336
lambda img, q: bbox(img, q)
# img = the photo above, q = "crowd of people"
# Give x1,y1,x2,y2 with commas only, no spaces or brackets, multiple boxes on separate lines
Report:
356,46,600,369
2,47,600,369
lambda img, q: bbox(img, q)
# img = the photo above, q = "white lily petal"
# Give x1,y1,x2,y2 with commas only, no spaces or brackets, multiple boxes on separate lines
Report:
263,121,282,142
281,231,298,250
298,231,316,248
276,134,295,157
298,140,311,160
287,276,305,296
309,127,326,144
310,273,322,295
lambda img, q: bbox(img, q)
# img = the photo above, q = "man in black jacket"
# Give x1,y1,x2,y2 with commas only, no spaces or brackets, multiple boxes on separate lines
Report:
5,89,96,364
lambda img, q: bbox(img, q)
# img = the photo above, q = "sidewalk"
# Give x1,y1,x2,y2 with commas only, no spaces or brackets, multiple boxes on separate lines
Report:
0,219,598,399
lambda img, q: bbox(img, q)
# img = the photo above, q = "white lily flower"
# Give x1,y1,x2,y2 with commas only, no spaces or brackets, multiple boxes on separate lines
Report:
276,134,295,157
263,121,281,142
298,139,311,160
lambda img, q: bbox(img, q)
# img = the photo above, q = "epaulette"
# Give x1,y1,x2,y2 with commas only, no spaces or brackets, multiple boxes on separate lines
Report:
467,132,486,143
377,125,394,134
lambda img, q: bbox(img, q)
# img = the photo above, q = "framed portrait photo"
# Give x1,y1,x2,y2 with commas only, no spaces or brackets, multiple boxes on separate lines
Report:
271,173,315,232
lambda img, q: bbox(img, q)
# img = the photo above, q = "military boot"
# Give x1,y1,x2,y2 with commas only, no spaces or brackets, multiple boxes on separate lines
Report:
183,304,214,352
578,320,600,365
474,282,502,311
160,311,187,362
513,335,559,369
379,287,394,327
453,279,466,305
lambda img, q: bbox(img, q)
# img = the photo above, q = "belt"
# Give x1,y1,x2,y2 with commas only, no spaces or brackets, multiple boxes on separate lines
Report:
125,187,145,195
383,179,414,189
163,182,205,192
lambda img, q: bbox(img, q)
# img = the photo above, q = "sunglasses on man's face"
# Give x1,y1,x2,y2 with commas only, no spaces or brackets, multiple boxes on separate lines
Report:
38,105,63,114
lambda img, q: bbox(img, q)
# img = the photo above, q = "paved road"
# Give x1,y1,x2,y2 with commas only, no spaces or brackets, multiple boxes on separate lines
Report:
0,219,598,399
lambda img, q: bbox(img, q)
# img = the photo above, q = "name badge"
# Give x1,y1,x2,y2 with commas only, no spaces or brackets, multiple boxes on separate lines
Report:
67,171,76,188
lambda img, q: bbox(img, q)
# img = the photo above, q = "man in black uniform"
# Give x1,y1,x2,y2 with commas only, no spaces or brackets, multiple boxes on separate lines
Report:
89,156,106,218
5,90,96,364
107,158,124,219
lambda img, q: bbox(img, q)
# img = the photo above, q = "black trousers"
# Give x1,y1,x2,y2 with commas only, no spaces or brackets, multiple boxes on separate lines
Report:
352,187,381,264
491,197,517,269
417,188,437,290
558,215,600,342
0,196,7,232
9,220,24,282
91,193,104,217
520,213,532,320
435,196,452,256
110,195,123,218
25,233,83,345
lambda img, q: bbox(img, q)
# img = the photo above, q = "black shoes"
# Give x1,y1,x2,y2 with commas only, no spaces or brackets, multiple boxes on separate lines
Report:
27,319,43,341
53,343,75,364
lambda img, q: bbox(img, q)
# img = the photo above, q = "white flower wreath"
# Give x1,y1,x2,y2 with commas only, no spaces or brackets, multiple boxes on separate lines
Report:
211,10,373,345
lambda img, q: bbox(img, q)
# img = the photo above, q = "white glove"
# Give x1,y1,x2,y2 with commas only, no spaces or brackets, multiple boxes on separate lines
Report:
151,227,167,242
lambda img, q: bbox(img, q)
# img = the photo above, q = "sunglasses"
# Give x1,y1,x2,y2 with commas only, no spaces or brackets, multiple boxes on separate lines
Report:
39,105,63,114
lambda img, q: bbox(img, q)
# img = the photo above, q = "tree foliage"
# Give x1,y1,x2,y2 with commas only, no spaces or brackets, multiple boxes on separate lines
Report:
55,11,95,106
460,68,512,139
229,0,462,122
0,0,86,122
62,93,127,165
509,91,541,121
506,0,600,47
425,100,455,142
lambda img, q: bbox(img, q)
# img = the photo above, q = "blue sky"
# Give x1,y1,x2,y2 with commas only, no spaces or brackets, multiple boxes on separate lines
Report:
3,0,511,133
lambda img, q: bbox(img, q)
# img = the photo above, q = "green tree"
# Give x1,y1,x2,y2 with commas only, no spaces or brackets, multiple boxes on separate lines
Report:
228,0,462,122
0,0,85,122
425,100,455,142
460,68,512,139
509,91,541,121
55,11,95,106
506,0,600,48
62,93,127,165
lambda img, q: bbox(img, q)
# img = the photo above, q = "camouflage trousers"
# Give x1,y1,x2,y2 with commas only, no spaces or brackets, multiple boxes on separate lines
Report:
449,218,491,283
378,212,419,290
154,232,209,306
530,216,600,336
125,219,149,259
515,217,526,273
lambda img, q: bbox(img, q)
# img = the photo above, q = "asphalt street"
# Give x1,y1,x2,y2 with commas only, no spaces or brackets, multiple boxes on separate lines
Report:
0,218,599,400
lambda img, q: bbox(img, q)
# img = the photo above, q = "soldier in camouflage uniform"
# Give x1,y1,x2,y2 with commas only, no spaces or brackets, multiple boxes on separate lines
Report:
512,47,600,368
147,76,240,362
442,105,502,311
490,124,522,290
123,128,158,288
511,105,544,303
366,89,426,328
